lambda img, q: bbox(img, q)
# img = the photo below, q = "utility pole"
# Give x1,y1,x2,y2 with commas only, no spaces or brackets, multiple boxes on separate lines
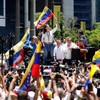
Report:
51,0,54,28
15,0,20,43
45,0,48,6
24,0,29,32
30,0,36,37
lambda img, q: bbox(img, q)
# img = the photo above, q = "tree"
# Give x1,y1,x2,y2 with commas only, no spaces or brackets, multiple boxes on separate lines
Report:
85,22,100,49
35,12,100,49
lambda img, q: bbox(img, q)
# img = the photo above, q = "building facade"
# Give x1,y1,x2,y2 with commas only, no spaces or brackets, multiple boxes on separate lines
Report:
0,0,62,36
74,0,92,29
63,0,96,30
0,0,99,38
0,0,6,27
96,0,100,22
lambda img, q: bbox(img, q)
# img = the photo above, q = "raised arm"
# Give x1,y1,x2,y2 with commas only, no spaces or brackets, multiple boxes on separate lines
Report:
60,73,70,92
9,73,19,92
33,77,40,100
50,22,58,34
0,74,6,92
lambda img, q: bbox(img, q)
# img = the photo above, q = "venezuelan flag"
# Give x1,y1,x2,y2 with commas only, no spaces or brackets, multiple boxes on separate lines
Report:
92,49,100,67
92,49,100,61
5,28,30,66
84,64,99,89
31,41,41,76
12,33,35,67
14,44,36,92
19,42,40,91
19,69,32,91
34,6,53,29
88,64,99,78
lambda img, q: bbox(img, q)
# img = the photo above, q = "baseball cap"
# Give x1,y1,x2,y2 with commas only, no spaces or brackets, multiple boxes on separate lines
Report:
28,91,35,100
32,36,37,39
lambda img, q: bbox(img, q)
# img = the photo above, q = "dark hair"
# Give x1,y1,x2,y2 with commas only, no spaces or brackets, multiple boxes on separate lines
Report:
79,31,83,35
18,90,28,100
44,24,48,33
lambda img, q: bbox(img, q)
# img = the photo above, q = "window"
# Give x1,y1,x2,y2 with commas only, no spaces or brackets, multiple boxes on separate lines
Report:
0,0,3,15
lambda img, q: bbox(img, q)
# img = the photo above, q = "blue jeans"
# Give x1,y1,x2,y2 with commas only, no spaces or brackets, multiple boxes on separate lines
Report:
43,44,54,64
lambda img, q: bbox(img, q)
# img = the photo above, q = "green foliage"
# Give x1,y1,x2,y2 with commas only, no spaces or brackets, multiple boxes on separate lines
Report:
85,26,100,49
54,12,78,41
35,12,100,49
35,12,41,20
93,22,100,29
35,12,52,28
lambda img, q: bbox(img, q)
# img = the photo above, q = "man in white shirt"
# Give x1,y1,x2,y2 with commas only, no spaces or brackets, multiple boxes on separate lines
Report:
41,23,58,64
63,37,78,65
53,39,64,64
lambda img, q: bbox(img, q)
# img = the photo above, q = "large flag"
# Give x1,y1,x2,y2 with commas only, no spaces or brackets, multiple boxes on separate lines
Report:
31,41,41,76
92,49,100,67
19,41,40,91
5,28,30,65
5,6,53,64
88,64,99,78
13,33,32,67
34,6,53,29
92,49,100,61
84,64,99,89
84,50,100,89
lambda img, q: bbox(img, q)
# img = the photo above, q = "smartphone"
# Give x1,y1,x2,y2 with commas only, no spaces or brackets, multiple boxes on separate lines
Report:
56,66,60,72
56,73,62,78
97,88,100,97
76,67,80,74
88,83,93,93
76,85,83,90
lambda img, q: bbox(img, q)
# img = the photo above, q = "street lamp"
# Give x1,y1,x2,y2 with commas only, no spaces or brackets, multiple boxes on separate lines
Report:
45,0,48,6
30,0,36,38
0,36,6,74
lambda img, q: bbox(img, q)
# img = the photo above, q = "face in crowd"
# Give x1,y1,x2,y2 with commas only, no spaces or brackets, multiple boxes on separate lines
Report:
66,37,72,45
45,24,50,32
32,36,38,44
56,40,61,47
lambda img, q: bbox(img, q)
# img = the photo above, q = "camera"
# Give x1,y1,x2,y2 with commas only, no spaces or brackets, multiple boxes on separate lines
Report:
88,83,93,93
53,61,60,72
93,72,100,79
17,68,26,74
43,75,50,80
55,73,62,79
24,47,33,58
76,67,80,74
76,85,83,90
67,68,75,73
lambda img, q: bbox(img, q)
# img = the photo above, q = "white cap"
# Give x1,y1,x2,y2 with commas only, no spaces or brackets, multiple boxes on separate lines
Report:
32,36,37,39
28,91,35,100
13,86,20,92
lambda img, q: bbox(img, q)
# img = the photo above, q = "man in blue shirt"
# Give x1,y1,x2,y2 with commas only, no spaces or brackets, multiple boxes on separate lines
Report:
77,30,88,47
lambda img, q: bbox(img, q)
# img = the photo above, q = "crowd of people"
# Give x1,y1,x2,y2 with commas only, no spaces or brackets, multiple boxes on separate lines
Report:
0,59,100,100
0,22,100,100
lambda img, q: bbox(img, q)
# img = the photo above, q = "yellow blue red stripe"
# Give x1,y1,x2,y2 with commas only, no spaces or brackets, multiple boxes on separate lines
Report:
5,28,30,60
34,6,53,29
19,41,41,88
